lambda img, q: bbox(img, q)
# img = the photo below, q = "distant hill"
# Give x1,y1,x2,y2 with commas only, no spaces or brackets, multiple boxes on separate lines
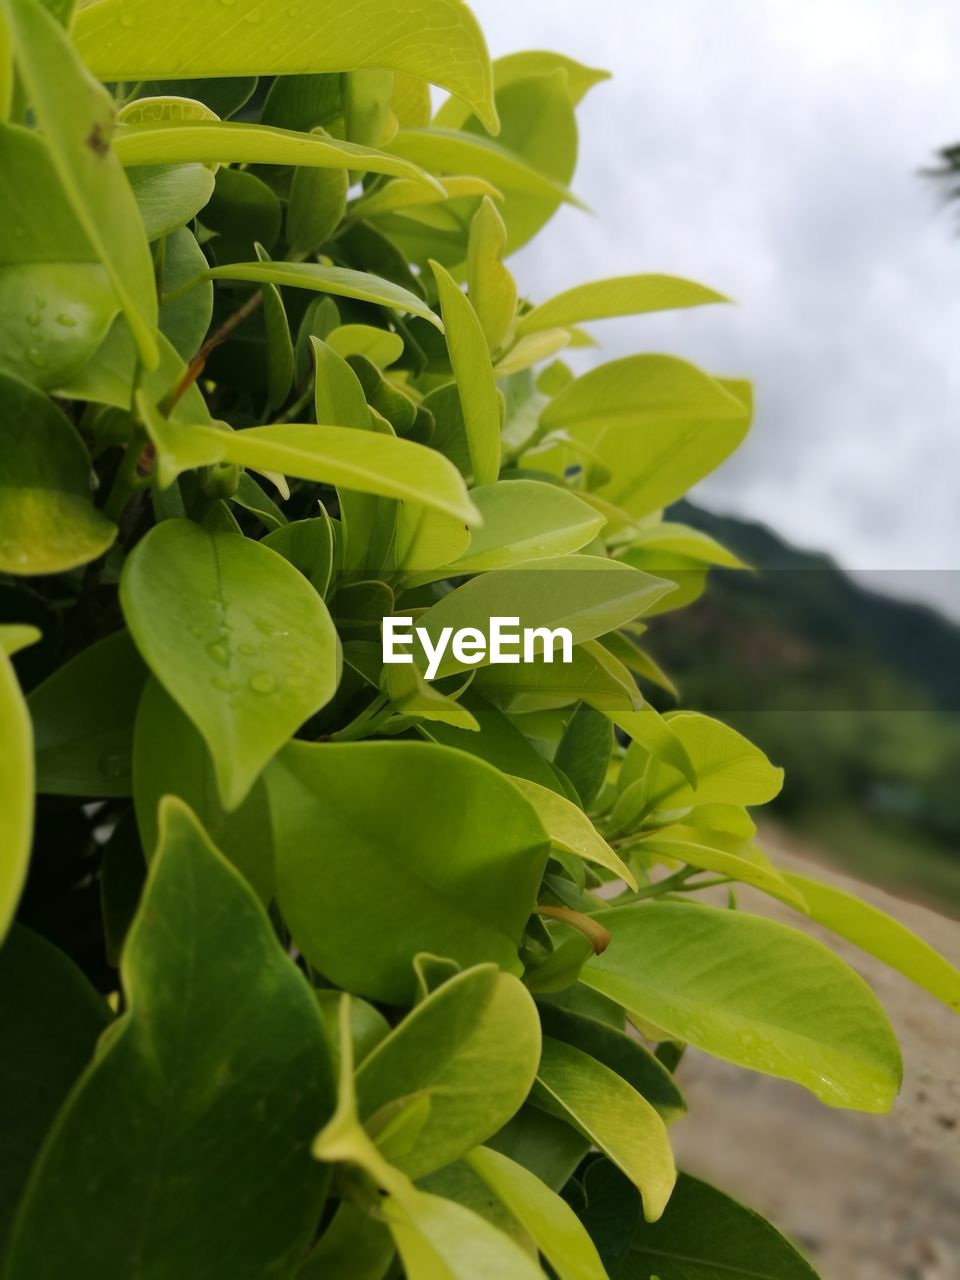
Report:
646,501,960,907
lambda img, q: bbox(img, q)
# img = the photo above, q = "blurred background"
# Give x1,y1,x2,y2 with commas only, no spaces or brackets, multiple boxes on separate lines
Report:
472,2,960,1275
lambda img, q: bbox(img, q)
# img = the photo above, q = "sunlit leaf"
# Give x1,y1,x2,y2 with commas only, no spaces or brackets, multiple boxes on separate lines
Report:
582,902,903,1111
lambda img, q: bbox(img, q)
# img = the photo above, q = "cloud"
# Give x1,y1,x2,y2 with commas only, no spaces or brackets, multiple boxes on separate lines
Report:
473,0,960,611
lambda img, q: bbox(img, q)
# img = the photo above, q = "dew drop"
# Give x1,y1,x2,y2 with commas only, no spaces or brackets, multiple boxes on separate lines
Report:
27,349,45,368
238,642,255,655
211,675,236,692
206,640,230,666
56,313,78,328
249,671,276,694
26,313,41,327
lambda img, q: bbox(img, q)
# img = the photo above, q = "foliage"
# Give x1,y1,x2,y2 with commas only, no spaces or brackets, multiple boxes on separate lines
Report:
0,1,957,1276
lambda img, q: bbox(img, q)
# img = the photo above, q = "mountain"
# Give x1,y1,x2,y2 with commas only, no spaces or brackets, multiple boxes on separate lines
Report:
646,501,960,907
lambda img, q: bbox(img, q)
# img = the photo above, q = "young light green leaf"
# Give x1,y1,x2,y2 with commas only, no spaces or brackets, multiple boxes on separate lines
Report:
407,480,605,585
582,902,903,1112
434,50,609,129
133,678,274,902
619,520,747,568
509,776,637,889
267,740,550,1003
540,357,752,517
415,557,675,679
518,274,727,336
326,323,404,369
27,629,146,797
0,927,110,1250
466,1146,608,1280
385,663,480,731
1,0,158,366
467,196,517,351
635,826,807,909
614,712,784,828
356,965,541,1178
141,406,478,525
76,0,498,133
4,798,334,1280
0,373,117,575
533,1037,676,1222
352,174,501,222
783,871,960,1013
114,119,442,192
389,127,584,209
537,1004,685,1123
0,642,32,940
382,1189,544,1280
199,260,442,328
120,519,341,809
431,259,502,485
158,226,213,358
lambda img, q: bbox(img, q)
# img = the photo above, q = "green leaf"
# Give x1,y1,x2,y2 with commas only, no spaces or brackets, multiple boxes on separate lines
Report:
4,798,334,1280
267,739,549,1003
420,690,567,794
287,152,348,257
326,323,404,369
262,516,337,598
539,357,752,517
388,127,584,211
619,520,747,568
554,703,613,809
144,413,478,526
158,226,213,359
430,259,501,484
353,174,501,223
385,662,479,731
533,1037,675,1222
415,557,675,679
27,628,146,797
255,245,294,411
355,964,540,1177
509,776,637,889
537,1004,685,1123
783,871,960,1013
120,519,341,809
199,259,442,328
581,902,903,1112
467,196,517,350
297,1202,394,1280
75,0,498,133
1,0,158,366
0,642,32,940
0,373,117,575
0,926,110,1250
114,119,442,192
518,274,727,336
129,162,216,241
0,127,120,388
466,1145,608,1280
133,678,274,902
408,480,604,585
615,712,784,828
435,51,609,128
382,1188,544,1280
610,1169,820,1279
634,827,807,909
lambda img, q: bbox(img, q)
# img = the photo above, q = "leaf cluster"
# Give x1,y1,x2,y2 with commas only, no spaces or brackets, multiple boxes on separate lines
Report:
0,1,957,1276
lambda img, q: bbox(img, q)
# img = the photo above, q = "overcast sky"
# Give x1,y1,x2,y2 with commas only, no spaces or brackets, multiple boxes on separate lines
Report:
473,0,960,615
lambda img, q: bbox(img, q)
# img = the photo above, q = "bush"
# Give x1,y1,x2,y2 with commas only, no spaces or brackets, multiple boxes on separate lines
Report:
0,0,957,1276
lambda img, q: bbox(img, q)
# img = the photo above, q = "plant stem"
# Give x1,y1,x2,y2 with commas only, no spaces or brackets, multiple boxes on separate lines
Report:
161,289,264,415
103,430,146,522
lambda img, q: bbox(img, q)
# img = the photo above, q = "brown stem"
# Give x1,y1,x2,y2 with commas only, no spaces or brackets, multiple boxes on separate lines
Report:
161,288,264,415
535,905,612,955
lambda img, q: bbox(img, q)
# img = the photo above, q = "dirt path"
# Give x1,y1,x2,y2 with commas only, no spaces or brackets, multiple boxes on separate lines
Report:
669,826,960,1280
